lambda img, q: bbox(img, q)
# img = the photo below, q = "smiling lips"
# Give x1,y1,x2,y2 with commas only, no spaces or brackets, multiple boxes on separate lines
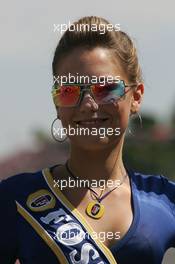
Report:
74,118,109,126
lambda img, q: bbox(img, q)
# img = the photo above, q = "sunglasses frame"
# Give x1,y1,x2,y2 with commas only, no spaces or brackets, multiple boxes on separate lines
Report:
52,80,137,107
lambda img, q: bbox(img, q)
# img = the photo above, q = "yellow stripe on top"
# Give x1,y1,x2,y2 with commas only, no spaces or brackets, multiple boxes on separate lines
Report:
43,168,118,264
16,201,69,264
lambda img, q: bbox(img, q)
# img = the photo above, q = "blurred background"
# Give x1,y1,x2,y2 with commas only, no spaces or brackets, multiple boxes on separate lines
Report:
0,0,175,263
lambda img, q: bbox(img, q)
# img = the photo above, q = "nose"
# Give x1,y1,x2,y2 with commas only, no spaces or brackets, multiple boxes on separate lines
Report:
79,91,99,112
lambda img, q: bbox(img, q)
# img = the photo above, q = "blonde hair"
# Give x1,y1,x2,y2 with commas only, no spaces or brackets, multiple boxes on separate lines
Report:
52,16,143,83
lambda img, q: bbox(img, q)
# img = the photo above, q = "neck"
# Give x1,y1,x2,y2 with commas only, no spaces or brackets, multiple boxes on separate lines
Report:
68,137,126,183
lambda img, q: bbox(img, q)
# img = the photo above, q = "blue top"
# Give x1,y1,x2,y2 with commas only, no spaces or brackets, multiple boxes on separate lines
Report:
0,166,175,264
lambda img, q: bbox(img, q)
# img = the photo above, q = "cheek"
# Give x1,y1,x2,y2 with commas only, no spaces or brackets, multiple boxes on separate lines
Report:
112,99,131,131
58,108,74,127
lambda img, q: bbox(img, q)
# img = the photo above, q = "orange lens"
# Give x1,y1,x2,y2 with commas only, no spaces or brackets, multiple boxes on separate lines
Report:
53,85,80,107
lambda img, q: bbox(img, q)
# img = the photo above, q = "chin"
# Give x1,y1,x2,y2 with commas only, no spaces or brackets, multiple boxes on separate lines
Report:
70,135,121,151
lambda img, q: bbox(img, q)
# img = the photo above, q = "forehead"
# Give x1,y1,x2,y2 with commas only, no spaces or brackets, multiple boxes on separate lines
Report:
56,47,128,81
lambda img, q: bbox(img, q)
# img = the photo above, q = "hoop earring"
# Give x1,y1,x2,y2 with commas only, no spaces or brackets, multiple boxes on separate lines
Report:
128,127,134,136
137,112,143,129
128,112,143,136
51,118,68,143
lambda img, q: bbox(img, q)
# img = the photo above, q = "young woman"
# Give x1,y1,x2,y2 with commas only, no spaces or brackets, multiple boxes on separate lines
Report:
0,16,175,264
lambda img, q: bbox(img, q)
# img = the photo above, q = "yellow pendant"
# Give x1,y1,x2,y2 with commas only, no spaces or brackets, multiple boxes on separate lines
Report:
86,201,105,219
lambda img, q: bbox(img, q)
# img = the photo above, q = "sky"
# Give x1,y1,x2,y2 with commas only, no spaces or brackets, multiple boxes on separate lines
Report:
0,0,175,157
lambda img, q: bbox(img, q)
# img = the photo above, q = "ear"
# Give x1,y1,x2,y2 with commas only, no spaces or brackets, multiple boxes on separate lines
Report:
130,83,144,114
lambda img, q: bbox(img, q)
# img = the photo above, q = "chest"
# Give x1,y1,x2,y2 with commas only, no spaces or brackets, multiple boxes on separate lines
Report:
75,189,133,248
